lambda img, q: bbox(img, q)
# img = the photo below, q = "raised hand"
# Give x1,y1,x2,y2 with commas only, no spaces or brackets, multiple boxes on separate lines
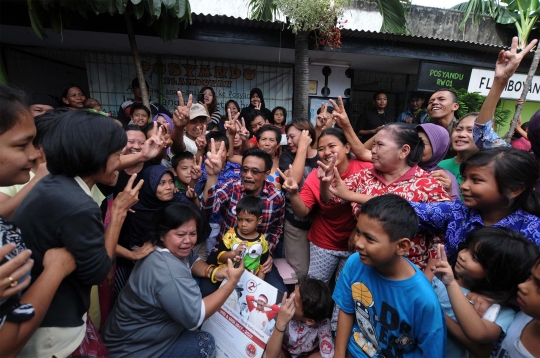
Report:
254,101,262,111
161,123,173,148
433,244,454,286
277,166,299,194
195,125,207,150
329,96,352,128
191,156,203,181
275,292,296,331
113,173,144,213
316,103,328,129
297,130,313,151
204,138,226,177
317,153,337,183
495,37,538,81
141,122,166,160
185,186,197,199
237,118,251,141
328,167,351,200
172,91,192,127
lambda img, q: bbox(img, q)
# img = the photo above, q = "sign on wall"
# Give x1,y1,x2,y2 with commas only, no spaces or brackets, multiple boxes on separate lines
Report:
417,61,472,92
85,53,293,117
468,68,540,102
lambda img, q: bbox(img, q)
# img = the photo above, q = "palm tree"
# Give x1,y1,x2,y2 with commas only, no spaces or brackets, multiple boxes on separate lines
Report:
452,0,539,48
27,0,191,109
248,0,409,120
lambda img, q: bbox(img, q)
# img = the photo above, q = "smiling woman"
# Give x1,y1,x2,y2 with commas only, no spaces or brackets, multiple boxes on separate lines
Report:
59,84,86,110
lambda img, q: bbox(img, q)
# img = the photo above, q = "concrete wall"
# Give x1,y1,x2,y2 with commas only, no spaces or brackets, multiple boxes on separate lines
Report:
345,1,513,47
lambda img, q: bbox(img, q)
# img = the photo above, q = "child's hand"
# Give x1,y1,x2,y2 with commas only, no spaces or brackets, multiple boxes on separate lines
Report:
186,186,197,199
275,292,296,332
195,125,207,150
433,244,455,286
191,156,203,180
204,139,225,177
234,242,247,257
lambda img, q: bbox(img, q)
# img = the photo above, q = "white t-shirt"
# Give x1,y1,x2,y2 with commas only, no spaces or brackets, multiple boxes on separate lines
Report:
184,135,198,155
495,311,536,358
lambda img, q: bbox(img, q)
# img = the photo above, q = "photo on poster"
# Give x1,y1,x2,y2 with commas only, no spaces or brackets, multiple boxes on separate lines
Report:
202,271,284,358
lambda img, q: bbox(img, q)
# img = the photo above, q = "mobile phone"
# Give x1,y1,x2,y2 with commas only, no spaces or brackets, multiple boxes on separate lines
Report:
482,304,501,322
234,247,246,268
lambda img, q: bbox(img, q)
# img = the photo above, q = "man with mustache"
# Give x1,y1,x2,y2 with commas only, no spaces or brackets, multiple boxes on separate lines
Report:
201,146,286,293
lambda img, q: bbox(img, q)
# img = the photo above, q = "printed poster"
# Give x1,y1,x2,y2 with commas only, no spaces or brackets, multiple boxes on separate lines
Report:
202,271,284,358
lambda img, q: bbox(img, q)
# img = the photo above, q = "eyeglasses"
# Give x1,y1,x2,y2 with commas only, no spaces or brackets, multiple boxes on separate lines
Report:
242,167,267,176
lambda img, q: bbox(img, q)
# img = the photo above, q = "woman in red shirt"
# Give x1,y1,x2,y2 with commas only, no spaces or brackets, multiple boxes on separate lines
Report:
325,123,451,277
280,128,372,285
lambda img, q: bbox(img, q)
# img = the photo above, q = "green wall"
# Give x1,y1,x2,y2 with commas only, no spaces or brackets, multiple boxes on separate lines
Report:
496,99,540,136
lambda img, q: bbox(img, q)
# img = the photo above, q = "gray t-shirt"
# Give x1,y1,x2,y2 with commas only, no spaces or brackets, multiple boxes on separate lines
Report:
103,248,204,357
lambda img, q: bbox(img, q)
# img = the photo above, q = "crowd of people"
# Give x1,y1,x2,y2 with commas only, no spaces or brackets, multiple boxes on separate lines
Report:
1,36,540,358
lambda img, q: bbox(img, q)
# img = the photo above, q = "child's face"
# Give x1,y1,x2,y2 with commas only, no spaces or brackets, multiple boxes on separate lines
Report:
273,109,285,125
131,109,149,127
0,112,37,186
460,164,506,211
455,246,486,282
517,262,540,319
175,158,194,186
354,214,398,267
236,211,261,237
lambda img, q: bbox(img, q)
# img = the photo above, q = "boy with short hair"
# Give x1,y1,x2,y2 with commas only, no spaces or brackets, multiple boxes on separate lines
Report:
216,196,268,279
264,278,335,358
171,151,195,193
333,194,445,358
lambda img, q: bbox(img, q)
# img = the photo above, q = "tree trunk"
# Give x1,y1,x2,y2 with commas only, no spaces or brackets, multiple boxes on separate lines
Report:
125,11,150,111
505,49,540,143
293,31,310,120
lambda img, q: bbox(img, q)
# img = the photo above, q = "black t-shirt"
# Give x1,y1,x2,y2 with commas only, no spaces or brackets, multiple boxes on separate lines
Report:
355,109,391,142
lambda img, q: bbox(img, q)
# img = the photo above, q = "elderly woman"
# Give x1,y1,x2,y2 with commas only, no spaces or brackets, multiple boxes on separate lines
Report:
325,123,451,275
12,109,142,357
59,84,86,109
103,202,244,357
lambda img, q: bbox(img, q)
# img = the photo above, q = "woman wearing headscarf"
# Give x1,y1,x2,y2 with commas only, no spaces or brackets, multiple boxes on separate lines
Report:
114,165,207,299
153,113,174,132
239,88,272,123
416,123,460,201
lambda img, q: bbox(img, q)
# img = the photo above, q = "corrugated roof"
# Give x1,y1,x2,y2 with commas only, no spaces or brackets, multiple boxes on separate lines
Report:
339,29,508,52
191,13,284,30
191,13,510,52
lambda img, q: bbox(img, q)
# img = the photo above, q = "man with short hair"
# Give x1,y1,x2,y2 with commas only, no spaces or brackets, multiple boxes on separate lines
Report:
117,78,171,126
201,146,286,292
427,88,460,134
398,92,428,124
355,91,391,142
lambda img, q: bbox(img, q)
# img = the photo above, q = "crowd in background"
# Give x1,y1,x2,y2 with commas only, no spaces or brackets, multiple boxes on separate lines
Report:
0,37,540,358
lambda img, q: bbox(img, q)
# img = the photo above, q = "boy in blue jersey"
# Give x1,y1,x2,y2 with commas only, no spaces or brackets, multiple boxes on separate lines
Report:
333,194,445,358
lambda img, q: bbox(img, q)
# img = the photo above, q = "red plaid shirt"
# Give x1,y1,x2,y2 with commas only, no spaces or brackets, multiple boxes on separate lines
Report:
203,178,285,254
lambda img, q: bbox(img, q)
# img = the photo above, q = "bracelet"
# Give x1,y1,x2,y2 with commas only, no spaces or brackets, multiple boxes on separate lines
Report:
210,266,219,283
205,264,216,279
274,323,286,333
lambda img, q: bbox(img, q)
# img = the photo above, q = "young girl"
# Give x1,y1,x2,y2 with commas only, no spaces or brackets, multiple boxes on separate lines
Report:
270,106,287,133
433,227,539,357
495,255,540,357
331,147,540,258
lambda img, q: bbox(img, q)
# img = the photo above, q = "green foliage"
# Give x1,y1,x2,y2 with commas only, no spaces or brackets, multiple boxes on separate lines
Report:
452,0,539,47
453,87,512,128
248,0,409,35
27,0,191,42
272,0,349,34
